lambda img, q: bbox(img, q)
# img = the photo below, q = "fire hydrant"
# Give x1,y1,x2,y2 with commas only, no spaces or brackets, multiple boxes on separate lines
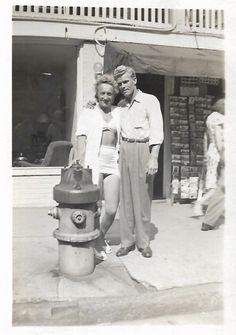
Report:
48,161,100,278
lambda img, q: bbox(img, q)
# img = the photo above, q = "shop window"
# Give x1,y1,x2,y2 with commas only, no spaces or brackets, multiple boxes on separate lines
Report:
12,43,73,167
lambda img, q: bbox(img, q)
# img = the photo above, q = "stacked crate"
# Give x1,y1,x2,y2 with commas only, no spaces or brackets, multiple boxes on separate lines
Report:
170,96,189,166
169,95,213,200
189,97,213,167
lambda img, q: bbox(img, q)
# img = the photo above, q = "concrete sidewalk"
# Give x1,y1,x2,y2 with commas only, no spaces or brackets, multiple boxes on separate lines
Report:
114,201,223,290
13,202,224,326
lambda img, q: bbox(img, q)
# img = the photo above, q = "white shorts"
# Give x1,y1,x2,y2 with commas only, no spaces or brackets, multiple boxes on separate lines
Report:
98,145,119,175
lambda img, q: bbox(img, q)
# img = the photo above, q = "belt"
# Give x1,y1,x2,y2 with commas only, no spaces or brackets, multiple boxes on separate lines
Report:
122,136,149,143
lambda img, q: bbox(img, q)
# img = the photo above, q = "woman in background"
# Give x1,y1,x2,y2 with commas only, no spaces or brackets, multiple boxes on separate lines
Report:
193,98,225,216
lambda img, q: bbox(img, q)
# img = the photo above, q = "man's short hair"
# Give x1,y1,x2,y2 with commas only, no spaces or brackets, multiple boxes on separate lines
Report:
113,65,136,80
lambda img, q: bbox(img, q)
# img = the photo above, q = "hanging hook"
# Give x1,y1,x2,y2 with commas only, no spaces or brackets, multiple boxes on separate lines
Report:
94,25,107,47
65,26,69,40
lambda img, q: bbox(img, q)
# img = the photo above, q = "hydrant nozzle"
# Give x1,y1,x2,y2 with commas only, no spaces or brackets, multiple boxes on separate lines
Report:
48,207,60,220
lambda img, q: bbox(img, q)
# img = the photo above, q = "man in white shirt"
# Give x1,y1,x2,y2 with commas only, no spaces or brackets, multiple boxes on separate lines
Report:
114,65,164,258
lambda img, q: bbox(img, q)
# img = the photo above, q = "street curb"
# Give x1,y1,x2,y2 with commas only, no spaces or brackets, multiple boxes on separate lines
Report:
13,282,223,326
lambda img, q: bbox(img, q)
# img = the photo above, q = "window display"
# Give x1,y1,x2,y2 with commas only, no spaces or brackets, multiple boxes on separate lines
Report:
12,43,70,166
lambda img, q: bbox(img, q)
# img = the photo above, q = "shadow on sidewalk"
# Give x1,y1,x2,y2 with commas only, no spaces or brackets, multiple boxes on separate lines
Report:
105,220,158,245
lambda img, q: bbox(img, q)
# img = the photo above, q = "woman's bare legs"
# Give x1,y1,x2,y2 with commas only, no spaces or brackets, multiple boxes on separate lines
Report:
101,173,120,235
95,174,120,257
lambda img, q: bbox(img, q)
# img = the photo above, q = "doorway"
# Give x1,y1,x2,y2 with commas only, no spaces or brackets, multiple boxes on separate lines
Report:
136,73,165,199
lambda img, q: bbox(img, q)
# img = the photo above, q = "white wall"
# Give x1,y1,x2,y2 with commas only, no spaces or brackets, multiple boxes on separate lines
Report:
13,168,61,207
81,42,105,107
64,46,79,146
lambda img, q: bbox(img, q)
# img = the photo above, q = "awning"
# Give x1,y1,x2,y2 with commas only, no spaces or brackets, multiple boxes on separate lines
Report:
104,42,224,78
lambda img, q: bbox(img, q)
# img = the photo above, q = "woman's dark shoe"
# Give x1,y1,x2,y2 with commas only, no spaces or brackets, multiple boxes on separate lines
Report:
141,246,152,258
116,244,135,257
201,223,215,231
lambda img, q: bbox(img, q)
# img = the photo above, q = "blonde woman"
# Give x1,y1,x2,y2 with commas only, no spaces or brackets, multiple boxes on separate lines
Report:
76,74,121,260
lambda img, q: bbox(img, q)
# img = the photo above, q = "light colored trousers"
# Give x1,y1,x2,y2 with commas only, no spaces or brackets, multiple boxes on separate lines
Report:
119,141,154,249
204,168,225,227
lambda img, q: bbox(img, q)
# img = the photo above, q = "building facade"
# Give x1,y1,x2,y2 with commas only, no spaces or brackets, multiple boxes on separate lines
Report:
12,6,224,206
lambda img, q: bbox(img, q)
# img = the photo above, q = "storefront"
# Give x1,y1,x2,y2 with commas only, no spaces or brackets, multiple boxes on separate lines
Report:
12,38,105,206
12,38,224,206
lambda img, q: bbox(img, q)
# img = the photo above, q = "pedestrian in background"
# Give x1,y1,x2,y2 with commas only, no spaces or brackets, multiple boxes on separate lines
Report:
193,98,225,216
114,65,164,258
201,100,225,231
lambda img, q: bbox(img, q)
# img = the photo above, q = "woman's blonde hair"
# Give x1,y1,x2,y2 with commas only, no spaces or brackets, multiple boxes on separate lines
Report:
95,73,119,98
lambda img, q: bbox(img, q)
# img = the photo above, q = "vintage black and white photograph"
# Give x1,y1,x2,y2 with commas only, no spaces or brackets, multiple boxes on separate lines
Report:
1,0,236,334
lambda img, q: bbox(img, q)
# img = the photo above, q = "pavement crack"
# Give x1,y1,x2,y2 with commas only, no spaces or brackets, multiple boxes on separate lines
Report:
130,275,158,292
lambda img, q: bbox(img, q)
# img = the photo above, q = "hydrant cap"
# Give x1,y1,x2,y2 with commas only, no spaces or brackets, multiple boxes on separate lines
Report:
53,162,100,203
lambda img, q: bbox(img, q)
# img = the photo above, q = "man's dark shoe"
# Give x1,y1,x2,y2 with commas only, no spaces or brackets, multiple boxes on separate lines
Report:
116,244,135,257
141,246,152,258
201,223,214,231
